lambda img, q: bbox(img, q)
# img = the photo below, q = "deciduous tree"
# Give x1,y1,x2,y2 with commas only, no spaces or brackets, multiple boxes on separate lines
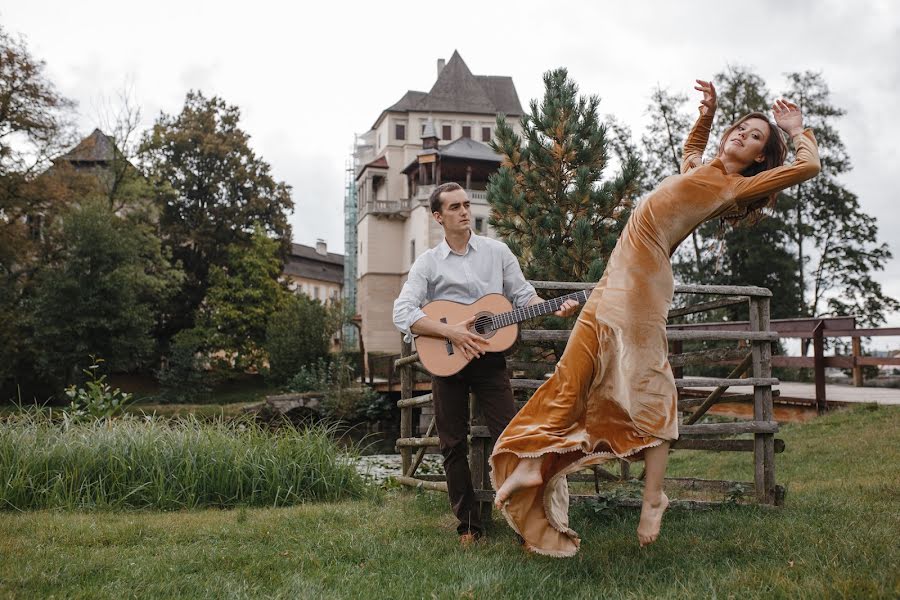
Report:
29,200,182,391
139,91,293,337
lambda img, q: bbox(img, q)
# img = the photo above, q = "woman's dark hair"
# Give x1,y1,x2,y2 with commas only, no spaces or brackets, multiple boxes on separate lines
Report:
429,182,463,214
717,112,788,224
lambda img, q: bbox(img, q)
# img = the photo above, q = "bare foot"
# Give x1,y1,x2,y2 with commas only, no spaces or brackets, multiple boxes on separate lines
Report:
494,457,543,509
637,491,669,547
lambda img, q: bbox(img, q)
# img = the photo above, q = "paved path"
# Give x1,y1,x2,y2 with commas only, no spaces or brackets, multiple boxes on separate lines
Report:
686,379,900,406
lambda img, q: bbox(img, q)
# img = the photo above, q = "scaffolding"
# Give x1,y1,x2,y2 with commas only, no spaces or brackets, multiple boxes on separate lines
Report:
342,144,359,349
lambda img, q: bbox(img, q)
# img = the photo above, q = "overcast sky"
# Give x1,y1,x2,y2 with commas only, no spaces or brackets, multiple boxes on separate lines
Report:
3,0,899,332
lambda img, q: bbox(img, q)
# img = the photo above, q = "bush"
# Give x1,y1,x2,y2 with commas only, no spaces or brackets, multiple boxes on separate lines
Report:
157,327,211,402
286,357,332,393
286,355,390,423
0,412,373,510
265,294,330,384
64,358,131,422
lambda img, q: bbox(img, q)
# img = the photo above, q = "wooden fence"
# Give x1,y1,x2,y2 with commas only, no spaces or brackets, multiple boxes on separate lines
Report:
393,282,785,520
669,317,900,413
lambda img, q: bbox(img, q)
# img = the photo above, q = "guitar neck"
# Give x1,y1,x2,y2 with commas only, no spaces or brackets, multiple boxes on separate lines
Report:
491,289,589,329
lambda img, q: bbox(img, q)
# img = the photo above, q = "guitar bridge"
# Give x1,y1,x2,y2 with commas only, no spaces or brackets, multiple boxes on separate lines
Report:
440,318,454,355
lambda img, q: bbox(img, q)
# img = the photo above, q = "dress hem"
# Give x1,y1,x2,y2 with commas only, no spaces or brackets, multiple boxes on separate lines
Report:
489,437,666,558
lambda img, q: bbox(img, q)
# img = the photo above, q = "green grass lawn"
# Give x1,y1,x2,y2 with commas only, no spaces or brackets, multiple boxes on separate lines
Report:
1,405,897,599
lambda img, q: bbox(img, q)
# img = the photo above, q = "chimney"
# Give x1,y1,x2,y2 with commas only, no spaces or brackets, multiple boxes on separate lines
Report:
315,239,327,255
437,58,446,78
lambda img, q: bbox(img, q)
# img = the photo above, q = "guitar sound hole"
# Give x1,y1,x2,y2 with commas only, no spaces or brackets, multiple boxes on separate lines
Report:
473,314,493,336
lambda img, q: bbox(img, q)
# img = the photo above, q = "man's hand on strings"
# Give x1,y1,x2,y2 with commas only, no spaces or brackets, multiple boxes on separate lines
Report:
446,316,490,360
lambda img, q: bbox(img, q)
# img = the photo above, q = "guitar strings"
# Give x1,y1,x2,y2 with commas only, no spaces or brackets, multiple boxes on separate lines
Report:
489,290,588,331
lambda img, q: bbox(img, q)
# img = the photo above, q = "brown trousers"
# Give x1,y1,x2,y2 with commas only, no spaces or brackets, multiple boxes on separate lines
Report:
431,352,516,535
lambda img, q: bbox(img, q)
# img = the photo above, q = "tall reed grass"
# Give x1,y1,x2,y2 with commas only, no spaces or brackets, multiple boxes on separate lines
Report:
0,412,373,510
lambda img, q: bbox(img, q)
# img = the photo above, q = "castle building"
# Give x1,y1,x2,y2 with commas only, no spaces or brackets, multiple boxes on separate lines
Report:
353,51,524,354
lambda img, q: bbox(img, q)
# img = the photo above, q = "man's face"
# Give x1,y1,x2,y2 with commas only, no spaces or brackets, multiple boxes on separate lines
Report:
433,188,471,234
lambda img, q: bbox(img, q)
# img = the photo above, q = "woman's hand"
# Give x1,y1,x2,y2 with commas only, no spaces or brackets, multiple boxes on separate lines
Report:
695,79,717,116
773,99,804,137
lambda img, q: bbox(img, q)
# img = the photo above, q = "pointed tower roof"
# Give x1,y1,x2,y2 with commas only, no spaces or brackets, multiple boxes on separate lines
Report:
371,52,524,129
59,128,120,164
416,51,496,113
421,117,439,150
421,117,437,139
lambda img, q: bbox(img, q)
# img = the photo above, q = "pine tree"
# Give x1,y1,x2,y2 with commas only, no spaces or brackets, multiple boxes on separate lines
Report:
487,68,640,284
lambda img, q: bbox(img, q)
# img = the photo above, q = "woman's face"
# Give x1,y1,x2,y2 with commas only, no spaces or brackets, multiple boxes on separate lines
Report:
722,117,770,168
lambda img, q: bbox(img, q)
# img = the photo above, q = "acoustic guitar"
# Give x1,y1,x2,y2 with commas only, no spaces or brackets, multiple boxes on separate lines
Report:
415,290,590,377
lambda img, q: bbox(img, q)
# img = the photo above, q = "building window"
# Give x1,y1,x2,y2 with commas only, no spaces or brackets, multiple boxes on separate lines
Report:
482,127,491,142
462,126,471,138
396,123,406,140
442,125,452,140
26,214,44,241
410,239,416,263
421,123,426,135
314,286,320,300
475,217,484,232
376,133,381,148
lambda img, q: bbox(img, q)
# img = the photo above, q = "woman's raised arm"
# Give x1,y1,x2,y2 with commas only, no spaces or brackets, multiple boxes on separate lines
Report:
681,80,717,174
730,99,821,206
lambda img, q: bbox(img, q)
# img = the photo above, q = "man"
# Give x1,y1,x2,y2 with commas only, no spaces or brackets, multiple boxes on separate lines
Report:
392,182,578,546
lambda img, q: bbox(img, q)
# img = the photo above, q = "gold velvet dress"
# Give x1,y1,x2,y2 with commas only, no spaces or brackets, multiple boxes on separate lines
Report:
489,112,821,557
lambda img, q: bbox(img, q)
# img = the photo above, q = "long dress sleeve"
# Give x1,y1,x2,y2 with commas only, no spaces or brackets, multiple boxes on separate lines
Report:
730,129,821,208
680,111,714,174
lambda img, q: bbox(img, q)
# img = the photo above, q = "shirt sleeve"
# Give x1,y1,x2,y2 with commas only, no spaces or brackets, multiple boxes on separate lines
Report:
681,111,714,174
392,256,430,341
730,129,821,208
501,244,537,308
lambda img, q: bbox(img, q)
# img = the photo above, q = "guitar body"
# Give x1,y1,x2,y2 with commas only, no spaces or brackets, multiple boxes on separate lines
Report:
416,294,520,377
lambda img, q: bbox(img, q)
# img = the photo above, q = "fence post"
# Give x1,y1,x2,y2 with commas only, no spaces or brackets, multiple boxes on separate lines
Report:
672,340,684,380
750,296,777,505
813,321,827,414
468,392,492,524
399,339,413,476
851,336,863,387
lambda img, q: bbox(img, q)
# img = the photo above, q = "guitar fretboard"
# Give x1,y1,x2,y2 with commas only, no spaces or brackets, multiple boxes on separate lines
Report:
489,290,589,330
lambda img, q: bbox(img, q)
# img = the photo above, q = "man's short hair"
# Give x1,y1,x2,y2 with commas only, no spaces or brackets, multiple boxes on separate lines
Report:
429,182,463,214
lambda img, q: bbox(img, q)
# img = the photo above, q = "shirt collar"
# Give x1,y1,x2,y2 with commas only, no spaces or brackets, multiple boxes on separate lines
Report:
438,232,479,259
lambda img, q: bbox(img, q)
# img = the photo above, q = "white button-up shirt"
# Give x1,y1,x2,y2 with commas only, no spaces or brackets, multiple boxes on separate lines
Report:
392,233,537,339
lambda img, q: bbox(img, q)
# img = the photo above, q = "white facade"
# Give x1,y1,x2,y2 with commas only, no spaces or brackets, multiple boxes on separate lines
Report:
352,53,524,354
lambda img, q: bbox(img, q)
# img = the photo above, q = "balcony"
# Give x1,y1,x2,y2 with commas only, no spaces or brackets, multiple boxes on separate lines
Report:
360,198,413,219
414,185,488,204
359,187,490,220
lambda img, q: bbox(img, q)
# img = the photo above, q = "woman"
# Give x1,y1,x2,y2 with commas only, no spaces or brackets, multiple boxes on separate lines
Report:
489,80,820,557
